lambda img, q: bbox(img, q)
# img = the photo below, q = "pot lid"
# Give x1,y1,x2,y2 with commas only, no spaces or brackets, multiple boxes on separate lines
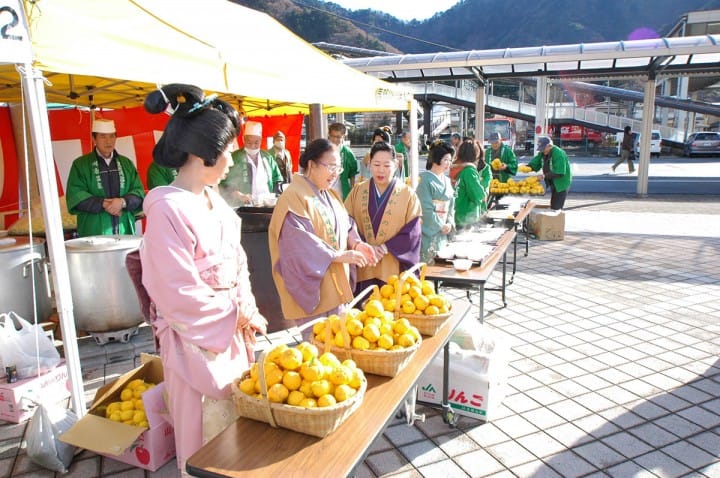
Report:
65,235,142,252
0,236,45,253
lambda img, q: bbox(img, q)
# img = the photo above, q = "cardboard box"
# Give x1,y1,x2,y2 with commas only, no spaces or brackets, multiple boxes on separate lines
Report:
417,345,506,421
528,205,565,240
60,355,175,471
0,363,70,423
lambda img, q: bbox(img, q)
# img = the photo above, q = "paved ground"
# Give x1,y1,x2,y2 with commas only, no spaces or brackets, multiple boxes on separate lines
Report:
1,192,719,477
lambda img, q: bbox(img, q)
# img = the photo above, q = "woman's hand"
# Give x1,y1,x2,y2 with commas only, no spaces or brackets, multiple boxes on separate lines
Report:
248,313,268,336
441,224,452,235
373,244,388,262
355,242,379,266
335,249,370,267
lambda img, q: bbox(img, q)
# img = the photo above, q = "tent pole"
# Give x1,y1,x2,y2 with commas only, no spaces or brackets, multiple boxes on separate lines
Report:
19,64,86,418
409,99,419,189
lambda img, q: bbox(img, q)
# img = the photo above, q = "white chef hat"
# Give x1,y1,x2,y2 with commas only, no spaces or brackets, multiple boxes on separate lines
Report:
92,119,116,134
92,119,117,133
243,120,262,137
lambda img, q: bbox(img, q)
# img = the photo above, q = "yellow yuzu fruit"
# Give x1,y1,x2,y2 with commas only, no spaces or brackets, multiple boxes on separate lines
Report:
265,366,284,387
317,394,337,407
398,333,416,348
380,284,395,298
401,300,416,314
413,295,429,312
267,383,289,403
425,305,440,315
287,390,305,406
266,344,289,366
239,378,256,395
393,318,411,334
132,385,147,399
120,388,133,401
346,318,364,336
387,275,399,286
299,380,313,398
137,420,149,428
109,411,122,422
279,348,304,371
408,285,422,299
352,336,370,350
334,384,356,402
300,398,317,408
311,379,331,398
132,410,146,424
364,299,384,318
362,323,381,342
282,371,302,391
318,352,341,368
421,280,435,295
300,359,324,381
363,316,382,329
377,334,394,350
312,321,325,336
120,400,134,411
342,359,357,369
328,365,352,386
120,410,134,421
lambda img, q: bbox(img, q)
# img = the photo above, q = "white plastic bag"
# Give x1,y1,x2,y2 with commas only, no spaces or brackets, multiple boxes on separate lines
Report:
0,312,62,379
26,403,78,473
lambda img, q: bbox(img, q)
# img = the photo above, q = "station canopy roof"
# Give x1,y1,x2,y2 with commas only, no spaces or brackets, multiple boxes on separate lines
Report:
0,0,411,115
343,35,720,84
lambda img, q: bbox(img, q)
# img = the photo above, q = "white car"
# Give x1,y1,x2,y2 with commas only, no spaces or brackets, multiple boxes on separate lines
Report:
634,130,662,158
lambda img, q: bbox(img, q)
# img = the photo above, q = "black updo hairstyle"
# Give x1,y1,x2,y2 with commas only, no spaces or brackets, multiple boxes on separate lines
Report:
299,138,335,170
369,141,395,160
372,128,391,143
426,140,454,170
145,84,240,168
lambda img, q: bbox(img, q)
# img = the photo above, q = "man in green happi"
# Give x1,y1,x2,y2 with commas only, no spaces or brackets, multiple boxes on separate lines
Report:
65,119,145,237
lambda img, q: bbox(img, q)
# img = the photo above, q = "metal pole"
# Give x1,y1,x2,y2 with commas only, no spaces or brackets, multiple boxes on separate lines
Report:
409,99,419,189
20,64,86,417
637,78,656,197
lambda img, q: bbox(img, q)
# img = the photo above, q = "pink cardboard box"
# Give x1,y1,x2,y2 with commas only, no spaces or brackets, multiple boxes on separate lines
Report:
61,356,176,471
0,363,70,423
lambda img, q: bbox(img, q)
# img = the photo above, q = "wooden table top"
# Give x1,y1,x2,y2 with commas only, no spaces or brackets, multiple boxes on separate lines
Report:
512,200,536,225
186,301,472,478
424,229,516,284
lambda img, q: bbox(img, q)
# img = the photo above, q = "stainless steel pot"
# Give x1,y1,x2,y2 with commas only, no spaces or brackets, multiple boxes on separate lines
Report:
65,235,143,333
0,237,53,321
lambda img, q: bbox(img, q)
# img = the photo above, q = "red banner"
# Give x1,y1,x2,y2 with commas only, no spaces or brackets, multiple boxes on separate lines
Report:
0,106,304,225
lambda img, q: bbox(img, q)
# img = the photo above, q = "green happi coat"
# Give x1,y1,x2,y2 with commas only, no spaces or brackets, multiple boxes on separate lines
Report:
485,144,517,183
147,161,177,189
65,152,145,237
455,163,491,228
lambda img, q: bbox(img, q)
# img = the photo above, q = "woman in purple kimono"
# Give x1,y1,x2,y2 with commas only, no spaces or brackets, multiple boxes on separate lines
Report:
140,84,267,475
345,141,422,292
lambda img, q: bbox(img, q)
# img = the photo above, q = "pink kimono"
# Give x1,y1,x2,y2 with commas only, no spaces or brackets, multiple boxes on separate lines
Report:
140,185,256,473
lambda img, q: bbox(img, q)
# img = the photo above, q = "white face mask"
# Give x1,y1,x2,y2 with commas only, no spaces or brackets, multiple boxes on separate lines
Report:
245,147,260,156
274,141,284,149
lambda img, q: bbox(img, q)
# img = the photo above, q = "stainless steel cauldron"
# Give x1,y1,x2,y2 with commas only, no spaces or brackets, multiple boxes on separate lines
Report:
0,237,52,321
65,235,143,333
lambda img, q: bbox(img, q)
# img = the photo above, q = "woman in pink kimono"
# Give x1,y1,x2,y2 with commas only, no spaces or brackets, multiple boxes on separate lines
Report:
139,84,267,475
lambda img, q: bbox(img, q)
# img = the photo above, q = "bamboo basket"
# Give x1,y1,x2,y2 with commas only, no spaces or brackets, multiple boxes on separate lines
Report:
310,285,420,378
232,349,367,438
396,263,452,336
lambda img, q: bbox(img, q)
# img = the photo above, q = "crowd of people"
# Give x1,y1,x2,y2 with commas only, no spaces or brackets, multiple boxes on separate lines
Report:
62,82,572,475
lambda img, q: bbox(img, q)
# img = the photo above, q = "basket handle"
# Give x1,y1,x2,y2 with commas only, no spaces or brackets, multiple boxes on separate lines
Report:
255,349,278,428
394,263,427,317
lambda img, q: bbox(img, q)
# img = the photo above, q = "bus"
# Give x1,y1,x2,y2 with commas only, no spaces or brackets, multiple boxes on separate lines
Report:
483,117,517,150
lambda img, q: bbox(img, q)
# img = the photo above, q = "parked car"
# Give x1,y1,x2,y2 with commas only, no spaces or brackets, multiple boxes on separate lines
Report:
634,130,662,158
683,132,720,157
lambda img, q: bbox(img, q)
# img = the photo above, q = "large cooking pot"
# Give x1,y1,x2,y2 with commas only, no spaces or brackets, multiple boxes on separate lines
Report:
0,237,53,321
65,235,143,333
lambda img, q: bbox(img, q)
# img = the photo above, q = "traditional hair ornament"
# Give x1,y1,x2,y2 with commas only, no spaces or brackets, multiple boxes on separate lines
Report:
187,94,218,115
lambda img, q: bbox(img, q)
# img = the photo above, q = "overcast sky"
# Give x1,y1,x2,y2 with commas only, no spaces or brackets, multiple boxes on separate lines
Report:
326,0,460,21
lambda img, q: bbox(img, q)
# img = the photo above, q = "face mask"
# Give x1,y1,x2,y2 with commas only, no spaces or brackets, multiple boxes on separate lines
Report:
274,141,284,149
245,147,260,156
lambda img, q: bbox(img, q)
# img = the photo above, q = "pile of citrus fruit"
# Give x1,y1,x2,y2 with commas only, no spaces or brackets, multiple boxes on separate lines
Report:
491,158,503,170
237,343,365,408
102,379,155,427
489,176,545,195
518,165,533,173
385,273,452,317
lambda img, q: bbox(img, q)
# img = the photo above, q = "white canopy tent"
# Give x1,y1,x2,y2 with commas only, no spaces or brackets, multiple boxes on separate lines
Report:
1,0,412,418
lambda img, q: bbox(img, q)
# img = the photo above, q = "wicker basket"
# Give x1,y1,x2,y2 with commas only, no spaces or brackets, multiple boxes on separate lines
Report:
232,350,367,438
311,285,420,378
396,263,452,336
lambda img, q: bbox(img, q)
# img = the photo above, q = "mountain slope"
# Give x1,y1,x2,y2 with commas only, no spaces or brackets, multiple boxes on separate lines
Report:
233,0,720,54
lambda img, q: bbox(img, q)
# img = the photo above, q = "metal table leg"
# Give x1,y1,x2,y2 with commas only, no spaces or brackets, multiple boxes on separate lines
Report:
440,341,457,426
501,251,508,307
478,283,485,323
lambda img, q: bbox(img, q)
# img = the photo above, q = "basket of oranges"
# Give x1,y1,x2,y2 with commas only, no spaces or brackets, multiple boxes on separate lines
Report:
232,342,367,438
310,285,422,377
393,263,453,336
